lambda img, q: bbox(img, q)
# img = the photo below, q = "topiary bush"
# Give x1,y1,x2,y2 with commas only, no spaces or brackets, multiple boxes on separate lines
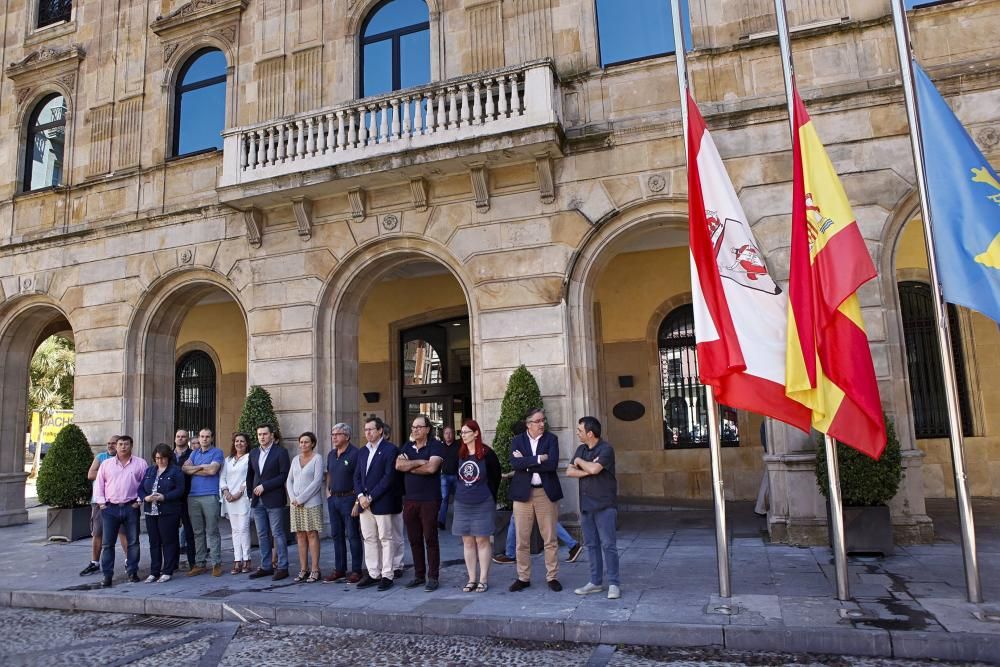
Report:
492,365,544,509
815,414,903,507
36,423,93,508
237,385,281,446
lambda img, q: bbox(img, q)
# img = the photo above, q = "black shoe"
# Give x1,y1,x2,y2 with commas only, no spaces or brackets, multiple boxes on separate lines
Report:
566,544,583,563
248,569,274,579
394,569,404,579
80,562,100,576
405,577,426,589
272,569,289,581
548,579,563,592
356,574,381,589
377,577,394,591
424,578,439,592
100,577,113,588
438,521,446,530
509,579,531,592
492,554,515,564
127,573,140,584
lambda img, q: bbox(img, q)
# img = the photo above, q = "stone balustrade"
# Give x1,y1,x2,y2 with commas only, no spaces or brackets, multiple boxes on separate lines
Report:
219,60,560,188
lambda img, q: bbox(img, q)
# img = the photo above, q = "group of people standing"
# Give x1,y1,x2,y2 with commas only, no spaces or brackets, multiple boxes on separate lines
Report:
81,409,620,600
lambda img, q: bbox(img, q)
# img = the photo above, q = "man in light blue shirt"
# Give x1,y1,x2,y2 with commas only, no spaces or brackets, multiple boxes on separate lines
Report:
182,428,225,577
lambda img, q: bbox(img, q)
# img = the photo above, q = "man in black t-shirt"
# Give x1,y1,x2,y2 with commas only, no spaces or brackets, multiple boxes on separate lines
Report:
567,416,620,600
437,426,460,530
396,415,445,591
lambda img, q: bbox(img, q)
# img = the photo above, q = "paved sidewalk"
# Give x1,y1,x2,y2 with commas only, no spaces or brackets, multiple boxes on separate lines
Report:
1,498,999,663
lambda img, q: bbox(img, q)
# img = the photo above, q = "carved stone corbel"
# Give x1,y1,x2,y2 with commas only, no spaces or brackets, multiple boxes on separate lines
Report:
292,197,313,240
469,163,490,213
409,177,429,212
348,187,366,220
535,152,555,204
243,207,264,247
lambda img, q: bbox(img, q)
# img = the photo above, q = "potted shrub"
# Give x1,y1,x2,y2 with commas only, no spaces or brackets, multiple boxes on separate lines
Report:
36,423,94,542
815,415,903,556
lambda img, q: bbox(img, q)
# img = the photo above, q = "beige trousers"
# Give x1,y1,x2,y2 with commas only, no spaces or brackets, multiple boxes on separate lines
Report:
513,488,559,582
359,510,395,579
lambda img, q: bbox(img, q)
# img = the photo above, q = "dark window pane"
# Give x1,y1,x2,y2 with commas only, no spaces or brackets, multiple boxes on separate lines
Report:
177,82,226,155
180,50,227,87
175,351,216,439
364,0,428,36
363,39,394,96
37,0,72,29
400,29,431,89
596,0,691,66
25,95,66,191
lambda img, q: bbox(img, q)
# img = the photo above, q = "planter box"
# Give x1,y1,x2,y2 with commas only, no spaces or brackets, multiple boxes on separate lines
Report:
46,506,92,542
827,503,894,556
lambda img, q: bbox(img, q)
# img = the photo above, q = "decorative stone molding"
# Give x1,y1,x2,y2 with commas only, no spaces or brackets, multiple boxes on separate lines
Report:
180,248,194,264
18,273,52,295
535,152,555,204
380,213,400,232
348,188,366,221
409,178,429,212
292,197,313,240
243,207,264,247
5,44,85,81
470,163,490,213
647,174,667,193
151,0,248,37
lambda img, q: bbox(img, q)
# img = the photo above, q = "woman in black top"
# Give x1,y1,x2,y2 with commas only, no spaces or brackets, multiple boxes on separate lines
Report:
141,443,186,583
451,419,500,592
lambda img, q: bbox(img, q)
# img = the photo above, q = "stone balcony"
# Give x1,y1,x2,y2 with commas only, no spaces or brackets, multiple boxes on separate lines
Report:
217,60,564,221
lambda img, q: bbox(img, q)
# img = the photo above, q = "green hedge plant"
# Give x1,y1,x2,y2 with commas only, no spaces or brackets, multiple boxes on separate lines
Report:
36,423,93,508
492,365,544,509
815,414,903,507
237,385,281,446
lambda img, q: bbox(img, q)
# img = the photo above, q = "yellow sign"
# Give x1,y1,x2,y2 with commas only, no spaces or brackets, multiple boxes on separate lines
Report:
29,410,74,444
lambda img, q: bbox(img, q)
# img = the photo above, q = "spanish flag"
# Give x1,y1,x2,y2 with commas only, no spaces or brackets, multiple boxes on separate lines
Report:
786,86,886,459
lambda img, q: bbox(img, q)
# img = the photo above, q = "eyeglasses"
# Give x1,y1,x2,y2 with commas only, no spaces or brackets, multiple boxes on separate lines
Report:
527,418,546,424
460,430,474,435
363,427,379,433
411,425,429,430
332,432,347,437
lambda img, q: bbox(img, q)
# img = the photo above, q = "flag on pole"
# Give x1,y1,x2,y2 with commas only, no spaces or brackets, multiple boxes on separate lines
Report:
913,62,1000,324
785,87,887,459
686,93,812,432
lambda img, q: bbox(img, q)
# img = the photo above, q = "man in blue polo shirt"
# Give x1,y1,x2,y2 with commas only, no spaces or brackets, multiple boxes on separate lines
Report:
395,415,445,591
182,428,225,577
324,422,363,584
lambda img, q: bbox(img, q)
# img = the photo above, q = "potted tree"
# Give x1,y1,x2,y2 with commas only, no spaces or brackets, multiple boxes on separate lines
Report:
815,415,903,556
36,423,94,542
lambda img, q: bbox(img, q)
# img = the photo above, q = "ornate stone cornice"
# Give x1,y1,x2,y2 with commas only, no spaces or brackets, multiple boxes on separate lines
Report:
5,44,85,82
150,0,247,38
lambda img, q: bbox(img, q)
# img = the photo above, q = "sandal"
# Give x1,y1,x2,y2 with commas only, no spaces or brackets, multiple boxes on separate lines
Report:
241,561,252,573
463,581,478,592
306,570,321,583
293,570,308,583
230,563,242,575
474,582,488,593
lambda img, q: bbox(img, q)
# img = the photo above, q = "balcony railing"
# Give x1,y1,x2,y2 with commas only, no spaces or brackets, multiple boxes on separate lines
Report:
219,60,560,189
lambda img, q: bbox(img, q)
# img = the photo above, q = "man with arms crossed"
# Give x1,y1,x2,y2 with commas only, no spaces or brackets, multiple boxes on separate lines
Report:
182,428,225,577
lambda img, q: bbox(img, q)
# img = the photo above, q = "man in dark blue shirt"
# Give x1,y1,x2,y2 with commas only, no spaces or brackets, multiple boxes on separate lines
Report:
396,415,445,591
324,422,363,584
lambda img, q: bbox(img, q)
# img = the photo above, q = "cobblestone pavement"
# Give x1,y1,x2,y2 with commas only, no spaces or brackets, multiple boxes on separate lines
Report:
0,608,990,667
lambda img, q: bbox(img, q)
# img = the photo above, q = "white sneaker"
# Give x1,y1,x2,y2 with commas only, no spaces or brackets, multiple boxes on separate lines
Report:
143,575,157,583
607,585,621,600
574,582,604,595
157,574,172,583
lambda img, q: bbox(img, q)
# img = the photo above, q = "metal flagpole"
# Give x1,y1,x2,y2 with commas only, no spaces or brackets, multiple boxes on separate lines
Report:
772,0,850,601
670,0,731,599
888,0,982,603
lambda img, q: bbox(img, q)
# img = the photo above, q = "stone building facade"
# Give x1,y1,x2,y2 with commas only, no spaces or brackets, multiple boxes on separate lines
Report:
0,0,998,545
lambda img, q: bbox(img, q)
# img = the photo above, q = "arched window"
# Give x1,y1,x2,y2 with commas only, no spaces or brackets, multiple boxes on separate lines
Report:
173,49,227,157
175,350,216,439
898,281,973,438
595,0,692,67
23,94,66,192
360,0,430,96
658,304,739,448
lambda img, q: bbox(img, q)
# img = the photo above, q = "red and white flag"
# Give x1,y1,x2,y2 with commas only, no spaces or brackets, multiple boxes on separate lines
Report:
686,93,811,432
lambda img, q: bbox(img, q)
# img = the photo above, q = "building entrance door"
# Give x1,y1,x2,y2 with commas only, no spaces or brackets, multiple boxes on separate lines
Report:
400,317,471,439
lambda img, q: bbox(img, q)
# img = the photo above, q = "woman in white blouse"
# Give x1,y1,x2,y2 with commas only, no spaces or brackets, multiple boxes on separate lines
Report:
287,431,325,582
220,433,252,574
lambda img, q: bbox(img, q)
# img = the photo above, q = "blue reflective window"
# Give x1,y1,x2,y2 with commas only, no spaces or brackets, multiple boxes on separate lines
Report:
173,49,227,157
360,0,430,96
904,0,949,7
24,94,66,192
596,0,692,67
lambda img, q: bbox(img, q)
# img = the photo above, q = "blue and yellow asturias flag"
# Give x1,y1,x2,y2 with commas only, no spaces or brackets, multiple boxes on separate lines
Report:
914,62,1000,324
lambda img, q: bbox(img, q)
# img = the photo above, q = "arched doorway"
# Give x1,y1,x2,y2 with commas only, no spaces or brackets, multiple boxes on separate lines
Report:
0,301,74,526
125,274,248,457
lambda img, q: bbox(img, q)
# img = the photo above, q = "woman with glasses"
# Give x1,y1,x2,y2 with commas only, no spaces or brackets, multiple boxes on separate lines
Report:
141,443,186,583
221,433,252,573
452,419,501,592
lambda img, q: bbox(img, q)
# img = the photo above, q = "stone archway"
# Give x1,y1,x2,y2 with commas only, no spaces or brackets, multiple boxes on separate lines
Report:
0,298,74,526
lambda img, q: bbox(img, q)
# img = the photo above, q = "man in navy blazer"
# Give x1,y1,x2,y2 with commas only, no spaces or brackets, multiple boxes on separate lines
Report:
354,416,400,591
246,424,291,581
509,407,564,593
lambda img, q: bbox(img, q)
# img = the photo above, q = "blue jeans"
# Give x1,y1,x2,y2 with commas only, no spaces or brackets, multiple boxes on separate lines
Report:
328,496,363,574
581,507,619,586
505,516,577,558
252,505,289,571
101,504,140,578
438,474,457,526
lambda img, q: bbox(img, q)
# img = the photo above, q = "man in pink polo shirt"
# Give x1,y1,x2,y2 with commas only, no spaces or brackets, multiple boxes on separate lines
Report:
94,435,148,588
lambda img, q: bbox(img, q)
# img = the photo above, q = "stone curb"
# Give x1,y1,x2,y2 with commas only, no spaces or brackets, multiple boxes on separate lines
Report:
4,588,1000,664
